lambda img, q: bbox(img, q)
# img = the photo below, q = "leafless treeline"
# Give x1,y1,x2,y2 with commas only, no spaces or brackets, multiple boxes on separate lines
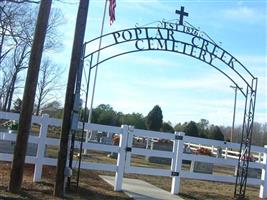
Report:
0,1,63,114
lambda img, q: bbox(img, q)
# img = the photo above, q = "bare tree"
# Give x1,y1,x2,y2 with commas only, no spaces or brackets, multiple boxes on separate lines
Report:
0,3,22,64
2,43,30,111
0,3,62,111
1,4,33,111
0,67,9,108
0,0,39,3
35,58,61,115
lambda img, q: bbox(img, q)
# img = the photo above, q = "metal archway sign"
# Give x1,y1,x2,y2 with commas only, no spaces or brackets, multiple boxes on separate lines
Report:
82,20,257,198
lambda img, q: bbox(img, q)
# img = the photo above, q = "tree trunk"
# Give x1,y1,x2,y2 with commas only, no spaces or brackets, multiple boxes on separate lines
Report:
53,0,89,197
0,29,5,64
7,73,17,112
35,91,42,116
8,0,52,193
3,89,9,111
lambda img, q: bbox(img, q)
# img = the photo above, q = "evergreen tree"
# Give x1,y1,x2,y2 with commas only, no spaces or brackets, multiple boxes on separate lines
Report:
184,121,199,137
12,98,22,113
208,125,224,141
197,119,209,138
119,113,146,129
174,122,187,132
161,122,174,133
92,104,117,126
145,105,163,131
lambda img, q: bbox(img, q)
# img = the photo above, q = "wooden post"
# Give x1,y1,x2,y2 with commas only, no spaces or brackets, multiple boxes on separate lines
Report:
171,132,185,194
33,114,49,182
8,0,52,193
259,145,267,198
114,125,128,191
53,0,89,197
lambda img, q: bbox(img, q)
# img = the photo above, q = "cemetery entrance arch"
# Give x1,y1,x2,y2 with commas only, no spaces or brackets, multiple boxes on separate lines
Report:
82,21,257,198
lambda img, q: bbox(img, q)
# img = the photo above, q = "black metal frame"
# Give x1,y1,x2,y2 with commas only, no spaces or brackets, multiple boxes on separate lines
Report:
73,20,257,198
234,79,257,199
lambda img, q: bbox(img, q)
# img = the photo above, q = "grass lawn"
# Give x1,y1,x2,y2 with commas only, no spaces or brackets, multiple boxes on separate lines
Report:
0,162,131,200
81,151,261,200
1,151,262,200
0,125,262,200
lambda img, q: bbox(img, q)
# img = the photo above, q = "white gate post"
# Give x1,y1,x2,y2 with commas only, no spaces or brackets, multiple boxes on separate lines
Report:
224,147,228,159
33,114,49,182
84,130,89,154
114,125,128,191
171,132,185,194
124,126,134,173
258,152,262,162
259,145,267,198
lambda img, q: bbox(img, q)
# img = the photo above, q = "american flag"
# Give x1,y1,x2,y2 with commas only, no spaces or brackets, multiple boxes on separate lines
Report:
109,0,116,25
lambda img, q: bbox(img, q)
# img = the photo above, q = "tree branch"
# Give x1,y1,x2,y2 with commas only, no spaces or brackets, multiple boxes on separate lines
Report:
0,0,40,3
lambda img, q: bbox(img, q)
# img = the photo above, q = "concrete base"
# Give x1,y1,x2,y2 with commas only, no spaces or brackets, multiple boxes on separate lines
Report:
100,175,184,200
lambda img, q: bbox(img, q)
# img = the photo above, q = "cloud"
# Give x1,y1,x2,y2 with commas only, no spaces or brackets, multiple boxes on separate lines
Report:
122,53,182,69
236,55,267,70
221,6,266,24
131,73,231,92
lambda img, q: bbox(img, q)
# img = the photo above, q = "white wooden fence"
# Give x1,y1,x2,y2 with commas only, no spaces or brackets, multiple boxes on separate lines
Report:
0,111,266,198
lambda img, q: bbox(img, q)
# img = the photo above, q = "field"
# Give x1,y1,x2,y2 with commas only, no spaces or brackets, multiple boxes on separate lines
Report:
74,151,261,200
0,152,261,200
0,124,262,199
0,162,131,200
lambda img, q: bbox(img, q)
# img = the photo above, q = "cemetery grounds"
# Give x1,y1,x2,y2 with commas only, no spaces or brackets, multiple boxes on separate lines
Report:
0,124,261,200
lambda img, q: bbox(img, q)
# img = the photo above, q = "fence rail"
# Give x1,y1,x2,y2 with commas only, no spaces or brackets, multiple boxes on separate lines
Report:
0,111,266,198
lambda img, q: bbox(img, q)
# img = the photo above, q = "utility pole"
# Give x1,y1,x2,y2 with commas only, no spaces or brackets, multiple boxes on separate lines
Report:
53,0,89,197
8,0,52,193
230,85,238,143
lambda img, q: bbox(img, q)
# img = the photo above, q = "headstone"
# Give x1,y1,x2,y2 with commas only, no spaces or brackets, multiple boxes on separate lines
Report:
0,140,37,156
146,140,173,164
183,144,192,164
132,137,146,148
216,146,223,158
191,161,213,174
107,134,119,159
235,167,261,179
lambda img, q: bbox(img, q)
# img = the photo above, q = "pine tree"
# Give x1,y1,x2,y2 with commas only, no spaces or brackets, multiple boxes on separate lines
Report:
145,105,163,131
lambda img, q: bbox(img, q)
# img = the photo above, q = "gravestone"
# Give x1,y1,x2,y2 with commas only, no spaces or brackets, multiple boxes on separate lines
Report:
132,137,146,148
183,144,192,164
216,146,223,158
190,161,213,174
234,167,261,179
0,140,37,156
107,134,119,159
146,141,173,164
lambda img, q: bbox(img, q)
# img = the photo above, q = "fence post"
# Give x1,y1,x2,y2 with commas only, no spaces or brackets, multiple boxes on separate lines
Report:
124,126,134,173
114,125,128,191
224,147,228,159
33,114,49,182
258,152,262,162
259,145,267,198
83,130,89,154
211,145,214,154
171,132,185,195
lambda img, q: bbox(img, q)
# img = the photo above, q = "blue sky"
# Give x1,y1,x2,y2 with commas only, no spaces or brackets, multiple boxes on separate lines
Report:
51,0,266,126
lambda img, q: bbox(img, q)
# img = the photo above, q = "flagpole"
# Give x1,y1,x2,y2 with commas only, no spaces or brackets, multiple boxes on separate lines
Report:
84,0,108,154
